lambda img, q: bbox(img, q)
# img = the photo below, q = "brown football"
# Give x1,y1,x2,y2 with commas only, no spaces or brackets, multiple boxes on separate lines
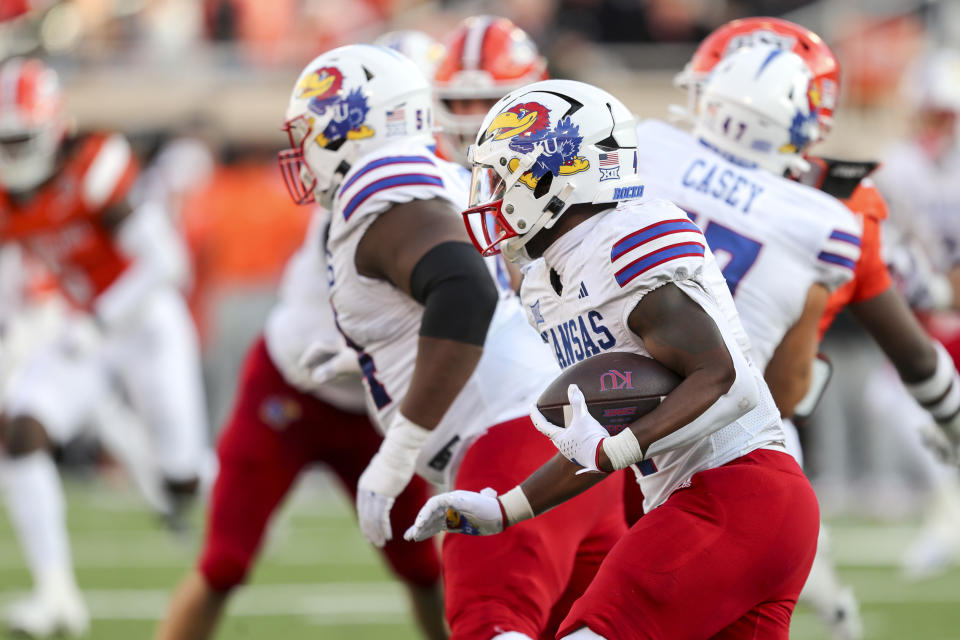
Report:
537,352,681,435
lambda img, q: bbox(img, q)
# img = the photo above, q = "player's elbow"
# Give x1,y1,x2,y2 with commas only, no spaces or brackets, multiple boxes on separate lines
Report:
413,242,499,347
715,355,759,417
704,355,738,399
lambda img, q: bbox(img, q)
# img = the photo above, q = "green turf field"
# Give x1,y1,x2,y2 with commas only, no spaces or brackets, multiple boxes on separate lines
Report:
0,474,957,639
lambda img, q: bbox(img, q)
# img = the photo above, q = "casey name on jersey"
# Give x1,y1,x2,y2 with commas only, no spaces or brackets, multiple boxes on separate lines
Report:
532,305,617,369
682,157,765,214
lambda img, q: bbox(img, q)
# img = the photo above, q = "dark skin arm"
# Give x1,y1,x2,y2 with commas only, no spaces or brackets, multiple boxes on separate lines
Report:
950,267,960,311
520,282,737,512
520,453,608,515
764,284,829,417
356,198,484,429
849,286,938,383
603,282,737,462
99,201,132,234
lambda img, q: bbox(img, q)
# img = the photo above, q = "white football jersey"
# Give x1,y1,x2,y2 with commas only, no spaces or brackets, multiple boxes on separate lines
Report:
520,199,784,511
634,119,862,370
327,141,559,487
264,210,367,413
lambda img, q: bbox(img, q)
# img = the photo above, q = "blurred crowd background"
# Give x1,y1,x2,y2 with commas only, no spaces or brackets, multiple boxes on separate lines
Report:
1,0,957,524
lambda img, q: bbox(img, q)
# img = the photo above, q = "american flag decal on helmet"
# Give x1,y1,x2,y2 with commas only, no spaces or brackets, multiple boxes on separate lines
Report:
598,152,619,166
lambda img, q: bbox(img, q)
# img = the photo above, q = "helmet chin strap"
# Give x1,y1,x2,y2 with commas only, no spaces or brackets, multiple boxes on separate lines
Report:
316,149,358,209
501,180,577,263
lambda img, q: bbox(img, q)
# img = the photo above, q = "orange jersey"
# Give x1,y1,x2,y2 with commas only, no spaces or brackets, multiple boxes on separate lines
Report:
0,133,138,308
818,180,892,339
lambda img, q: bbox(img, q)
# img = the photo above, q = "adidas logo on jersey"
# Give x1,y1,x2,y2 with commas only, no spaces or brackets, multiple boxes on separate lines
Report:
577,282,589,299
530,300,545,325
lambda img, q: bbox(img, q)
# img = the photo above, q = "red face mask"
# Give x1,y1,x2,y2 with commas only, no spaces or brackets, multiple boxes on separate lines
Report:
278,115,317,205
461,165,514,256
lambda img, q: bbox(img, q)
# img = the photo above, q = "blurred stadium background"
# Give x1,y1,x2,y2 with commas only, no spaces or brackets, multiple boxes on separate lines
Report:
1,0,960,638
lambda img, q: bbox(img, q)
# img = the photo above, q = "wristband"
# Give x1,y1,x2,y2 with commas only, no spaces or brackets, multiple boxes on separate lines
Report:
906,342,960,422
387,413,432,449
498,486,534,526
360,414,431,496
602,428,644,471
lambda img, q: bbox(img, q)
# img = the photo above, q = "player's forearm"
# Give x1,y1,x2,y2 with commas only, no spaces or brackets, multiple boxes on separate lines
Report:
764,361,811,419
763,284,827,417
95,202,189,327
613,282,758,467
518,453,607,516
400,336,483,429
950,267,960,310
624,363,743,454
850,287,938,383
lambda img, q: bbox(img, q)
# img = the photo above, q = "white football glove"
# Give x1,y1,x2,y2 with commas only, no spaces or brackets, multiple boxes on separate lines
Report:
356,489,396,548
931,413,960,467
529,384,607,474
404,487,504,541
356,415,431,547
297,341,361,387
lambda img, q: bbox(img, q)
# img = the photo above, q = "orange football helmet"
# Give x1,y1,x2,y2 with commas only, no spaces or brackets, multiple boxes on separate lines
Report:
0,58,68,192
675,17,840,135
434,15,547,162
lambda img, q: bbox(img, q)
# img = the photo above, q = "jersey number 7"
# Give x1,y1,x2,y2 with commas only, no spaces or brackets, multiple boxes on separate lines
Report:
685,210,763,296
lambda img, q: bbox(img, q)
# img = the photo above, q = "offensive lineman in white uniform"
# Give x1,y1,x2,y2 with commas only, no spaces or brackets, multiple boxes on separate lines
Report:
156,209,447,640
408,79,820,639
279,46,628,640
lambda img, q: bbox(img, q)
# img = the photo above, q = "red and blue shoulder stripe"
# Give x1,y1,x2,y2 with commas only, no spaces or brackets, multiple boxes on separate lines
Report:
338,154,444,220
610,219,705,288
818,228,862,271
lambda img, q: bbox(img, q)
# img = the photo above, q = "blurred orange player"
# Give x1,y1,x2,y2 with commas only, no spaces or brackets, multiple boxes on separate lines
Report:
0,58,209,637
433,15,547,164
804,159,891,338
433,15,548,290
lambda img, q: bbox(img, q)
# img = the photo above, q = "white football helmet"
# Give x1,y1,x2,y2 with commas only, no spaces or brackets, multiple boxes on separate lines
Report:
693,44,821,177
0,58,68,192
463,79,644,263
279,45,434,208
373,30,446,81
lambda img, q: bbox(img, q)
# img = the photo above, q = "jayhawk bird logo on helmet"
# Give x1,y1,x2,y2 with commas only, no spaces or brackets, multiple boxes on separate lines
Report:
485,101,590,189
296,66,375,148
781,81,821,153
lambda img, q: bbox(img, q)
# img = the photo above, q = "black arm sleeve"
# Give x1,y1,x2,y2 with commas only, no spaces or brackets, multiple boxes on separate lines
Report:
410,241,499,346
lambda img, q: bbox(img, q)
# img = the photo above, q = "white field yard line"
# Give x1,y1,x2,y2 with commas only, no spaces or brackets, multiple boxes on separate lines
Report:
0,583,410,622
0,530,377,569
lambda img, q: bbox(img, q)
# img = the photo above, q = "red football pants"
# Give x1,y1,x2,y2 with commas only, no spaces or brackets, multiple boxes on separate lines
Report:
443,417,627,640
198,337,441,591
559,449,819,640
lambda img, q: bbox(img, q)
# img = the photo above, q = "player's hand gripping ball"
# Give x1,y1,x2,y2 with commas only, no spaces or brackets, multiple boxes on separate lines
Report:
530,384,610,473
532,352,681,471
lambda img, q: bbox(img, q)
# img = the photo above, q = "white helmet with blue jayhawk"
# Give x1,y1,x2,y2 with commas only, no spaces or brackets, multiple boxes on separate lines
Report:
463,79,644,263
279,45,435,208
693,43,821,178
